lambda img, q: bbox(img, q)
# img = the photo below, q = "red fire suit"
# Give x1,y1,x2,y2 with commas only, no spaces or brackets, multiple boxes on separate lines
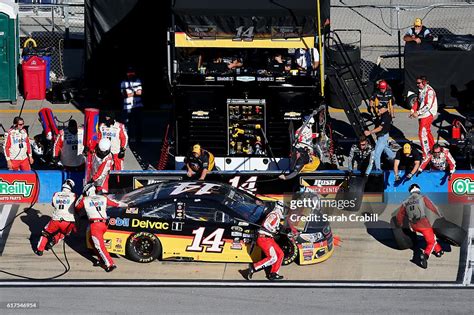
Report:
37,190,77,252
412,84,437,157
4,128,32,171
396,193,442,256
75,195,126,268
98,122,128,171
419,148,456,174
90,152,113,193
253,207,285,274
53,127,85,169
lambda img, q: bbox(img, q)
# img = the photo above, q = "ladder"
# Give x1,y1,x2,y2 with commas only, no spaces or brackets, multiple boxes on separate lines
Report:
326,31,374,141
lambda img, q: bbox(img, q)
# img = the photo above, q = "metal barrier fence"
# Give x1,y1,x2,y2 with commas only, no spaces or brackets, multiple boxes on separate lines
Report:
18,1,84,83
331,1,474,82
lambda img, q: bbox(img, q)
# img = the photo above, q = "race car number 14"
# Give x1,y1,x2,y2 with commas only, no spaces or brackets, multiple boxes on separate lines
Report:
186,227,225,253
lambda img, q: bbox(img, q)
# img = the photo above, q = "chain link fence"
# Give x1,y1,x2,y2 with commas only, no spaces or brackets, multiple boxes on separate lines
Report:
331,0,474,82
18,1,84,83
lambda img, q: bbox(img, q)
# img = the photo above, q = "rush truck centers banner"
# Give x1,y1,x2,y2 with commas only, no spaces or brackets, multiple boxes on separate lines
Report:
0,172,38,204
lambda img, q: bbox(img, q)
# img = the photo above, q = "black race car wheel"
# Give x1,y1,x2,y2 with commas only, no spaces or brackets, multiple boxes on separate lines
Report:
277,236,298,265
126,232,162,263
432,218,467,247
390,216,414,250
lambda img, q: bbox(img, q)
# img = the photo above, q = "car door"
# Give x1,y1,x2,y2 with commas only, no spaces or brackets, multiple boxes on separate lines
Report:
180,199,256,263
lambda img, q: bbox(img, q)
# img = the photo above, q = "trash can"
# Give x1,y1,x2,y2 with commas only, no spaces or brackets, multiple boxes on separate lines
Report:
22,43,53,90
0,1,19,104
22,56,47,100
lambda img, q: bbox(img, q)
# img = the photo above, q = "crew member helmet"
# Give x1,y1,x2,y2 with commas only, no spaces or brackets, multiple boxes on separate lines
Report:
62,179,75,191
408,184,421,194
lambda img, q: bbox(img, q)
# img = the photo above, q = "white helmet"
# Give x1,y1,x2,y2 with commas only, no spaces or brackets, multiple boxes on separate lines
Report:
62,179,75,191
409,184,421,194
83,183,96,196
304,115,315,125
98,138,111,152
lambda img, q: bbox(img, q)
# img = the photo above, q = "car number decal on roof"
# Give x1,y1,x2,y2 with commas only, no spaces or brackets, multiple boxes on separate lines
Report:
170,183,221,196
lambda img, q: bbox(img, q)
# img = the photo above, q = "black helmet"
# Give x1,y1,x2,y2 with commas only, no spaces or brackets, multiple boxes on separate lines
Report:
408,184,421,194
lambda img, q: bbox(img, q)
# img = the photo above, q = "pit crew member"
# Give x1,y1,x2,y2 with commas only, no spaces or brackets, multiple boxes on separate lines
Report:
369,80,394,117
396,184,444,269
348,136,374,176
75,184,127,272
246,203,285,280
394,143,421,181
98,114,128,171
279,116,320,180
409,76,437,157
89,139,113,193
35,179,77,256
185,144,215,180
4,116,34,171
53,119,85,170
418,143,456,179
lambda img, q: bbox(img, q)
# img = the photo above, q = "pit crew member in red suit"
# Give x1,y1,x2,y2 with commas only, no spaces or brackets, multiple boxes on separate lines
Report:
396,184,444,269
418,144,456,179
89,138,114,193
246,203,285,281
35,179,77,256
409,76,437,157
53,119,85,170
4,117,34,170
75,184,127,272
98,114,128,171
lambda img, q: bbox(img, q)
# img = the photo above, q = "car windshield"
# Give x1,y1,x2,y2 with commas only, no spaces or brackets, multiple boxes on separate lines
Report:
120,184,162,206
223,188,265,222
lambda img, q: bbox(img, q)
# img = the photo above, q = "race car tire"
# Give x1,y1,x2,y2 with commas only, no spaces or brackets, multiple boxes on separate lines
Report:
126,232,162,263
277,235,298,265
432,217,467,247
390,216,413,250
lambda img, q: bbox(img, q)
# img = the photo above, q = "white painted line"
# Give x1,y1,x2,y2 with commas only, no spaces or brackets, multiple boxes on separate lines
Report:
0,204,12,238
0,281,471,288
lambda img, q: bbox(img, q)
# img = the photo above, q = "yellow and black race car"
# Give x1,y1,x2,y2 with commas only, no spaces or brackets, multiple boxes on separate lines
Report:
94,181,334,265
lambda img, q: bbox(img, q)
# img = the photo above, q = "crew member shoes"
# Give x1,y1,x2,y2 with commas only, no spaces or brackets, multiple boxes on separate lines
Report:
34,249,43,256
246,264,255,280
268,273,284,281
433,250,444,258
105,265,117,272
420,253,429,269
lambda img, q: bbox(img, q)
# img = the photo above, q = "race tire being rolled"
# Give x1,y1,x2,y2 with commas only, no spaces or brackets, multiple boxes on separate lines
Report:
390,216,414,250
276,235,298,265
126,232,162,263
432,217,467,247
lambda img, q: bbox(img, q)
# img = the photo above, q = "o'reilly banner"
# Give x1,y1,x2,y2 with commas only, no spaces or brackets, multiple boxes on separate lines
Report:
0,173,38,204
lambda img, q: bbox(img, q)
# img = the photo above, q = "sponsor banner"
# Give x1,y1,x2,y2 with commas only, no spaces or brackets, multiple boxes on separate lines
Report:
0,172,38,204
448,173,474,203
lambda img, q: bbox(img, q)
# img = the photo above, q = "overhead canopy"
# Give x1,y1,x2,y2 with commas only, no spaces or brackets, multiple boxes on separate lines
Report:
172,0,330,44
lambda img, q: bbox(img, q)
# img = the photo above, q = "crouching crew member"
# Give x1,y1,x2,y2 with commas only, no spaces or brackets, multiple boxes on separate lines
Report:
247,203,285,281
418,143,456,179
394,143,421,181
75,184,128,272
185,144,215,180
396,184,444,269
35,179,77,256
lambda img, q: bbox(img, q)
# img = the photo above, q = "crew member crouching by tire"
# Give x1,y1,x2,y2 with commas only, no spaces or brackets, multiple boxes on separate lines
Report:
35,179,77,256
247,202,285,281
396,184,444,269
185,144,215,180
75,184,128,272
